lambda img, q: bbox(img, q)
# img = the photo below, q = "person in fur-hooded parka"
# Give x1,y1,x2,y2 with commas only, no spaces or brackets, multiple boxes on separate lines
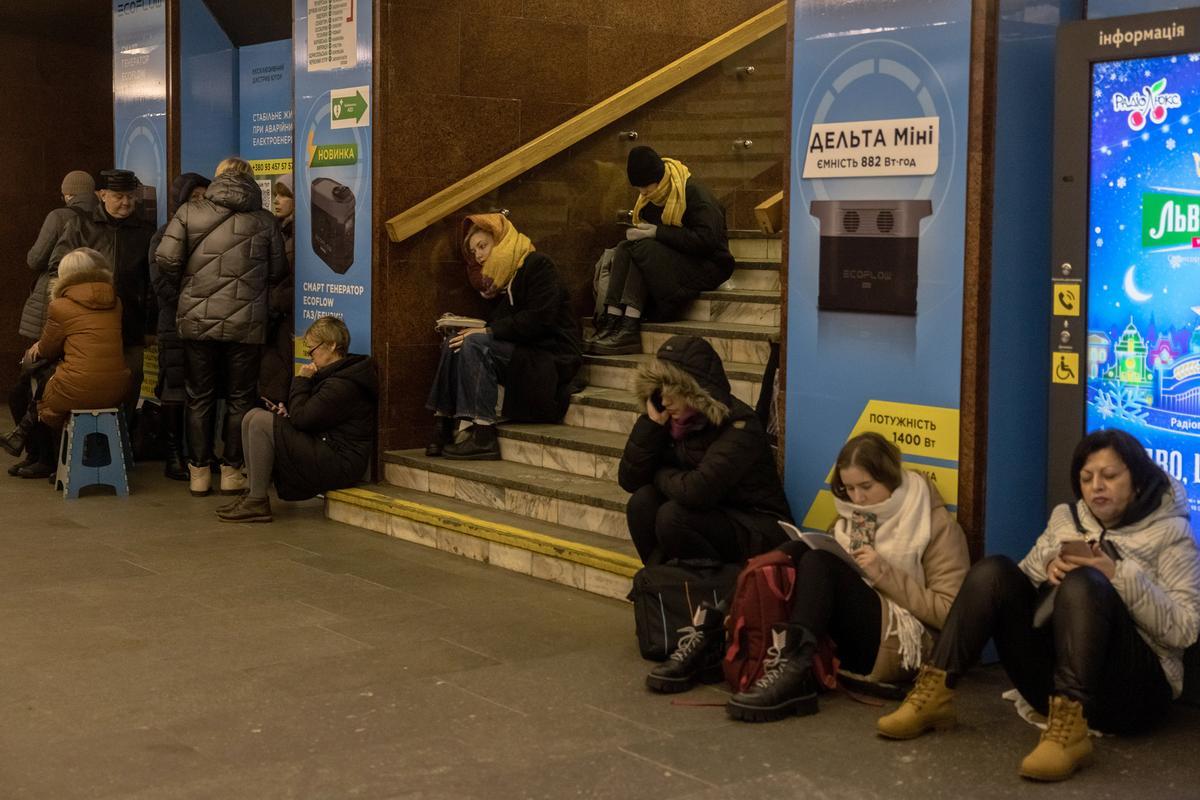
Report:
618,335,791,565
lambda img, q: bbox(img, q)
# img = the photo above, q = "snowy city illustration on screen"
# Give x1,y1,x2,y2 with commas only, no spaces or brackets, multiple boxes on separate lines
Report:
1088,51,1200,510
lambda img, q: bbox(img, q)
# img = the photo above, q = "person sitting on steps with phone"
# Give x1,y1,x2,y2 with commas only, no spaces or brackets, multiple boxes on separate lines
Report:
217,316,376,524
619,334,791,569
586,147,736,356
424,213,582,461
877,428,1200,783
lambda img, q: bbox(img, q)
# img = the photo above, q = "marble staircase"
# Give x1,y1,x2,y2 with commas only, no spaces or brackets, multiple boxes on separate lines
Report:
326,232,782,600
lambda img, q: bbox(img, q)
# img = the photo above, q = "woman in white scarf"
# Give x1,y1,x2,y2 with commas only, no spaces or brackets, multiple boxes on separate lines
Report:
727,432,969,723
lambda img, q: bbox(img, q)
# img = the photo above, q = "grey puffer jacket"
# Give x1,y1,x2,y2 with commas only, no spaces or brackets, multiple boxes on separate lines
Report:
154,171,286,344
20,193,98,339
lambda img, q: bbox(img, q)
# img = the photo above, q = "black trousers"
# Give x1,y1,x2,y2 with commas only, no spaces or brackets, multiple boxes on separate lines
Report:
932,555,1173,734
780,542,882,675
626,485,744,565
604,240,724,320
183,340,261,467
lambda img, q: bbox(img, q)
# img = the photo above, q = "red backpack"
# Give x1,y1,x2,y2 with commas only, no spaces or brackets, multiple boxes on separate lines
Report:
722,549,839,692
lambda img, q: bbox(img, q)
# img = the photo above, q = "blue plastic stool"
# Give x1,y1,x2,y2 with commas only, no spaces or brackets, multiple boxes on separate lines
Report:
55,408,132,499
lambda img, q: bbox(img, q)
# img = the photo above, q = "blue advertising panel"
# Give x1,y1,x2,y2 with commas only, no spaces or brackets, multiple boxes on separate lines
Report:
113,0,168,226
785,0,972,528
179,0,237,177
240,39,294,209
293,0,372,355
1085,51,1200,511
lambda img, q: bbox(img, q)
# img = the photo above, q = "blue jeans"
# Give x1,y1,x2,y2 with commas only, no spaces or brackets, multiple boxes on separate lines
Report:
426,334,514,424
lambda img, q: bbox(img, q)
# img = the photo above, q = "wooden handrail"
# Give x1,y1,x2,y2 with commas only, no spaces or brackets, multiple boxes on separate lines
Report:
385,2,787,243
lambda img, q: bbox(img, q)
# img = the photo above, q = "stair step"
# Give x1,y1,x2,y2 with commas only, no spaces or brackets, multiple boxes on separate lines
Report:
582,353,764,406
382,449,632,533
686,289,779,326
496,423,627,480
728,237,782,262
564,387,642,435
325,484,637,600
642,320,777,369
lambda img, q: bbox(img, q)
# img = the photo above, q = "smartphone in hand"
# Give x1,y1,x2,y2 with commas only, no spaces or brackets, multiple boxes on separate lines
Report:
650,389,666,413
261,396,279,413
1059,540,1093,559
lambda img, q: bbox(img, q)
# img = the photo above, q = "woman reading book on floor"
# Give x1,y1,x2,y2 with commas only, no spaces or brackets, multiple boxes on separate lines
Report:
655,432,969,719
424,214,582,460
876,428,1200,782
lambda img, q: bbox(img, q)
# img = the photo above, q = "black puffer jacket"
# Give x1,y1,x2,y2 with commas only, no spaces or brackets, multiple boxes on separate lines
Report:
149,173,212,396
618,335,791,557
20,193,99,340
488,252,583,422
274,354,377,501
154,171,286,344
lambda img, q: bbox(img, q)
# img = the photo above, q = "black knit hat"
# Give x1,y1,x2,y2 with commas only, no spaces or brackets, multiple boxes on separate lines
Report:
627,146,665,187
100,169,141,192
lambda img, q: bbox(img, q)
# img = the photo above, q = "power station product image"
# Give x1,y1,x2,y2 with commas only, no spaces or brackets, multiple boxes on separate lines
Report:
311,177,356,274
809,199,932,315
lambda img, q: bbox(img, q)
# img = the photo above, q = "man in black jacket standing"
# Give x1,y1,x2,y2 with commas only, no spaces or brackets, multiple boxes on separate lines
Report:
588,147,736,356
50,168,156,418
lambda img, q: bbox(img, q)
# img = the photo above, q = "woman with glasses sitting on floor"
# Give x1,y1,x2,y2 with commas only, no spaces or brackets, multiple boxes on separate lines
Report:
217,316,376,523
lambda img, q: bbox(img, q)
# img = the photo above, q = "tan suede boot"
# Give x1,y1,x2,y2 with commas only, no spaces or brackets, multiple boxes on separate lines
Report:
876,664,957,739
1019,695,1092,781
188,463,211,497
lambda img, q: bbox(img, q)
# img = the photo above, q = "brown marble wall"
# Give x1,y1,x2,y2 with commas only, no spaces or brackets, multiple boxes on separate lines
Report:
0,22,113,405
375,0,785,451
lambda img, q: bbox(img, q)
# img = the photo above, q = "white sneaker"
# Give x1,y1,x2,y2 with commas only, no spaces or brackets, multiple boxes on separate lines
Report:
188,463,211,497
220,464,247,495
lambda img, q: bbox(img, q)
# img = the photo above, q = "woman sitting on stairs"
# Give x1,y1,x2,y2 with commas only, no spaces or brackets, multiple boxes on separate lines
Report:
618,335,790,566
425,213,582,461
587,147,736,356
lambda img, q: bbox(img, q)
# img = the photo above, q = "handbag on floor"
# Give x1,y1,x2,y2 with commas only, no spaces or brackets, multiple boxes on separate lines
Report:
629,559,740,661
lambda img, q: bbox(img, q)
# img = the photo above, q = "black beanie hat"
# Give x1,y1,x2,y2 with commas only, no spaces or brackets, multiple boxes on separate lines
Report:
627,146,665,187
100,169,141,192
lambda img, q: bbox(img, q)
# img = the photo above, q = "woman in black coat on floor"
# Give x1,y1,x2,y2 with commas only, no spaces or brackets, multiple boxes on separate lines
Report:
618,334,792,565
218,316,376,523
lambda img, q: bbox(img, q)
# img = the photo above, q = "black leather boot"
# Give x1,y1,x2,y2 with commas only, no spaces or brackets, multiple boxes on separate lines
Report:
162,404,188,481
442,424,501,460
726,624,820,722
425,416,456,457
646,604,725,694
589,316,642,356
0,412,36,458
584,313,620,351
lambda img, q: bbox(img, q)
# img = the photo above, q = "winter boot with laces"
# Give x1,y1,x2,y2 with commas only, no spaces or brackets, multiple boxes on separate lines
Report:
1018,695,1092,781
646,604,725,694
876,664,957,739
726,623,819,722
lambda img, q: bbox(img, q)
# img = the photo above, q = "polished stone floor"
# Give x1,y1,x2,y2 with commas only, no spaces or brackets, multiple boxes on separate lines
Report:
1,460,1197,799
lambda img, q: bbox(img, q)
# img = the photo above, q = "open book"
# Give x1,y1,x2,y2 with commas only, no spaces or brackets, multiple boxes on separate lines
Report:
778,521,865,577
435,313,487,333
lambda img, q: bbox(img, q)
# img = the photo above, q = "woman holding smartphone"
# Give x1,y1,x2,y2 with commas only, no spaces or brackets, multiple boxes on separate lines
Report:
877,429,1200,782
618,335,791,567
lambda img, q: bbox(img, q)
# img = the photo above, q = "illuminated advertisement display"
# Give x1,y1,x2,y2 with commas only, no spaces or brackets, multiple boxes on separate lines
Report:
1087,51,1200,509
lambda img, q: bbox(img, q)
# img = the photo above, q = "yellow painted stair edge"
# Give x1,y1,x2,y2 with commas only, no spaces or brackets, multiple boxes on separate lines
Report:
327,487,641,578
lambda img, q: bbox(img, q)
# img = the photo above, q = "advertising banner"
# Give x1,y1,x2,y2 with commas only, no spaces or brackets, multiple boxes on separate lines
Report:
240,39,295,210
786,0,972,529
113,0,168,227
1085,51,1200,512
293,0,372,355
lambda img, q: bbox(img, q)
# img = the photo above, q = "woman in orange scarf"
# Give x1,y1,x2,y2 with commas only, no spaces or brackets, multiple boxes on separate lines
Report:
425,214,582,459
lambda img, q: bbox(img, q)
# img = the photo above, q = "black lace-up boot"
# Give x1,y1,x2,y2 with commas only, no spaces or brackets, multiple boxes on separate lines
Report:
646,604,726,694
726,623,819,722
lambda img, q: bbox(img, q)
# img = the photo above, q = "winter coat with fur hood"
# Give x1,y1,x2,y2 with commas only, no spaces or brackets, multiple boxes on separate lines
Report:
154,171,287,345
36,267,130,427
618,335,792,557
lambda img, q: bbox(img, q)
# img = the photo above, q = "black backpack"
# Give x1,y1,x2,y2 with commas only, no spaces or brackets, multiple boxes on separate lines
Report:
628,560,740,661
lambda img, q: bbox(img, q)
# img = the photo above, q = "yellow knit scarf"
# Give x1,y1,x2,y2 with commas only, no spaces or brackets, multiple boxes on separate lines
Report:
463,213,535,296
632,157,690,227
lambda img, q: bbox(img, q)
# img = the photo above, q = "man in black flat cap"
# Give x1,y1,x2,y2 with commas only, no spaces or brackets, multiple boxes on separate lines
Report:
51,168,156,415
588,146,736,356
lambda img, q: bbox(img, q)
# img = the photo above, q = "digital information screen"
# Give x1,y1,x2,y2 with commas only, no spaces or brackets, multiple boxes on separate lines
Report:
1088,52,1200,511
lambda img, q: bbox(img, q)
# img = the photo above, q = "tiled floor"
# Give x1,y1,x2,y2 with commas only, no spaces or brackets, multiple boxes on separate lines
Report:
1,459,1197,799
